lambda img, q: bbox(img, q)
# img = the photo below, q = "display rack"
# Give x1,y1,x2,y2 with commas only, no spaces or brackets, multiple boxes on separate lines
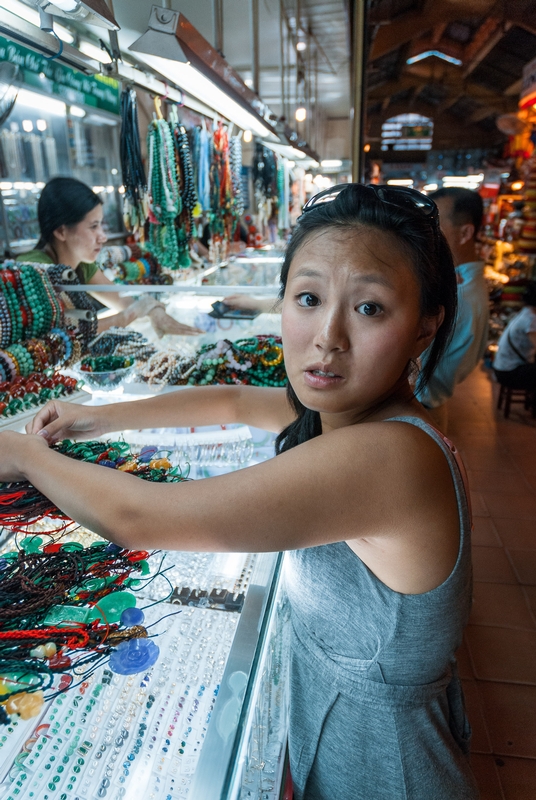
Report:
0,389,89,432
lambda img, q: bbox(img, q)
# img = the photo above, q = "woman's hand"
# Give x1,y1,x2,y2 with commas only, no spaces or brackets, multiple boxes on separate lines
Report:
25,400,110,443
148,306,204,337
0,431,47,482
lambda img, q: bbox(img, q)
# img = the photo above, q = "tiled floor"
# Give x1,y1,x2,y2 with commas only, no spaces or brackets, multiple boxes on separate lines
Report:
447,365,536,800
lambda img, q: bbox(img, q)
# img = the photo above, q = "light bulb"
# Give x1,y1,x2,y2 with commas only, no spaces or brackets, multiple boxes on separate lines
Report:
243,130,253,143
295,107,306,122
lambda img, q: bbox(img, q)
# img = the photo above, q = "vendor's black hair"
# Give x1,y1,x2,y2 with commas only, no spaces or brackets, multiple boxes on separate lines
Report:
275,184,458,454
429,187,484,237
36,177,102,249
523,281,536,307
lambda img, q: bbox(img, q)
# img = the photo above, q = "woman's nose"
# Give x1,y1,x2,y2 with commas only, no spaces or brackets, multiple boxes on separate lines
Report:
314,309,350,352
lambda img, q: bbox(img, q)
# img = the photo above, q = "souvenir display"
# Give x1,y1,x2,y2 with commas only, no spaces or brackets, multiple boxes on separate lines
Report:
209,122,238,246
120,88,148,235
0,372,81,419
0,263,63,345
88,328,157,363
138,335,286,387
191,124,211,212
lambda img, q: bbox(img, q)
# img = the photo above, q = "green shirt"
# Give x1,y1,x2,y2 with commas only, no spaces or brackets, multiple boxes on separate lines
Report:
17,249,99,285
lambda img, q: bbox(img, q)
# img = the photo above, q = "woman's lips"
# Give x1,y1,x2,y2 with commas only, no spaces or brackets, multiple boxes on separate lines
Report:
304,369,344,389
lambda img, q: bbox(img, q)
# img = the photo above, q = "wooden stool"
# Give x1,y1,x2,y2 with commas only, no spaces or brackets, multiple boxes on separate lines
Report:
497,384,536,418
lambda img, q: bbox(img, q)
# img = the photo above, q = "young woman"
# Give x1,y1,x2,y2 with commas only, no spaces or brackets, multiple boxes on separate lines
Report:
18,177,202,336
2,184,478,799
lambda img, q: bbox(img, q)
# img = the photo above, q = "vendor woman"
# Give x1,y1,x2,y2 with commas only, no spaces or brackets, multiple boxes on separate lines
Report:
18,177,202,336
5,184,478,799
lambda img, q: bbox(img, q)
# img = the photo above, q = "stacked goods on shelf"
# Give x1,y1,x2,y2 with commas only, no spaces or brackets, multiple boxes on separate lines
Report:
98,245,173,285
0,373,81,419
518,156,536,255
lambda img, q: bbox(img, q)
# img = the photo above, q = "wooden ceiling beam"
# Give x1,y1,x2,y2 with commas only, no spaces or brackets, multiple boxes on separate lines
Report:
370,0,459,61
462,18,509,77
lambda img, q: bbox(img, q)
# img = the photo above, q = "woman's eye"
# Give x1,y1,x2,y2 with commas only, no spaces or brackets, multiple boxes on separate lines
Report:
297,293,320,307
357,302,382,317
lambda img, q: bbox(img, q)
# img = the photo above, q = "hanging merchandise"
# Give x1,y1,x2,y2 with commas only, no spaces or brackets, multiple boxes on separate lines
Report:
138,335,286,387
192,123,211,212
169,107,198,268
120,89,147,235
230,134,245,218
88,327,157,362
210,123,239,250
253,142,279,236
146,104,190,269
45,263,98,354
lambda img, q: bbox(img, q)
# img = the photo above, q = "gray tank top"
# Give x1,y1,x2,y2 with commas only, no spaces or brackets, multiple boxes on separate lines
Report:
285,416,479,800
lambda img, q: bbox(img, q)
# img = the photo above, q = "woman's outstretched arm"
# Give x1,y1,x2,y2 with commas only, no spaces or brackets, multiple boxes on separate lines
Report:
26,386,294,442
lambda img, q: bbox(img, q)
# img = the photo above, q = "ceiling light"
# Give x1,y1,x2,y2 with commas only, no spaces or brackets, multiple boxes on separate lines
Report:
111,168,118,175
243,130,253,143
363,143,370,152
17,88,66,116
244,78,253,88
296,40,307,52
406,50,462,66
1,0,74,42
36,119,47,131
22,120,34,132
79,40,112,64
136,53,271,137
387,179,414,186
511,181,524,191
69,105,86,117
423,183,438,192
321,159,342,168
35,0,118,29
295,107,306,122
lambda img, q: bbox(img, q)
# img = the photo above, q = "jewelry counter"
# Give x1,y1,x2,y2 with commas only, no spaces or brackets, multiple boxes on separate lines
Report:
0,411,291,800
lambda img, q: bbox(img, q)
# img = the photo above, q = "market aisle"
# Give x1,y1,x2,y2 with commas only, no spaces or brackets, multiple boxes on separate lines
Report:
447,366,536,800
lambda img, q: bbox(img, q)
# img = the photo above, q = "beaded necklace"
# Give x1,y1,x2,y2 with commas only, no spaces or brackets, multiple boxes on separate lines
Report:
147,117,181,268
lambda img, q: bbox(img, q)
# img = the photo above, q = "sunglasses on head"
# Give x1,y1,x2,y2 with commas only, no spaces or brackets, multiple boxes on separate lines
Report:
301,182,440,239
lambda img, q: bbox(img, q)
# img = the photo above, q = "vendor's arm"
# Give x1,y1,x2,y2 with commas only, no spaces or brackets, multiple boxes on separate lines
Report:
27,385,295,441
88,271,204,335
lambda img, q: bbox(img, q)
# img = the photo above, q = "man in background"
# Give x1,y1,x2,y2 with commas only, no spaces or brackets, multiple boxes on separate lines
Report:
416,187,489,431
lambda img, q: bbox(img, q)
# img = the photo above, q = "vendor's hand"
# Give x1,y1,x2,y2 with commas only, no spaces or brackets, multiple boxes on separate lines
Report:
148,306,204,337
0,431,47,482
25,400,109,444
223,294,259,311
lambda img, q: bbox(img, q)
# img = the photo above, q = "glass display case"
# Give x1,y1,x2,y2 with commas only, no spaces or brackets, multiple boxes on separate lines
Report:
0,419,290,800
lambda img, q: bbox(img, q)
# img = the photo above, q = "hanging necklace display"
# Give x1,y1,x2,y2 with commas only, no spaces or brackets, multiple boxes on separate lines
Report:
192,124,211,212
170,107,197,268
120,88,148,236
230,134,245,218
146,99,181,269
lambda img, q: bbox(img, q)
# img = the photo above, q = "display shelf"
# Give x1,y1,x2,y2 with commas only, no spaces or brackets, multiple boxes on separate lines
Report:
0,389,89,432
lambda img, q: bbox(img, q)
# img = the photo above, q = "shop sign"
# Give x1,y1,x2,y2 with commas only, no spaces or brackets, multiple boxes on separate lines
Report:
519,56,536,110
0,34,120,115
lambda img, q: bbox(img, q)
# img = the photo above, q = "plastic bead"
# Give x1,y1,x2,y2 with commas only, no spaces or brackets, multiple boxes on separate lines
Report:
118,460,137,472
127,551,149,563
88,591,137,624
105,543,123,554
149,458,172,470
48,653,72,670
139,446,158,463
29,645,47,659
61,542,84,552
20,536,43,553
109,638,159,675
99,459,118,469
120,607,145,627
5,690,44,720
0,672,41,697
43,642,57,658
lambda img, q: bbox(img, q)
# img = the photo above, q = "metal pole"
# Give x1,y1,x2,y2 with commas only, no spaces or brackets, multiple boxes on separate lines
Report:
279,0,286,120
214,0,224,54
250,0,260,94
351,0,367,182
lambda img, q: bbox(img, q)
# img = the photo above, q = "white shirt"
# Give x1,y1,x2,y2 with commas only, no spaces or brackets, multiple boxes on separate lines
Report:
494,306,536,371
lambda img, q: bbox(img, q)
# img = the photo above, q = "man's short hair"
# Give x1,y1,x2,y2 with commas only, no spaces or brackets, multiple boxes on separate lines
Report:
429,187,484,237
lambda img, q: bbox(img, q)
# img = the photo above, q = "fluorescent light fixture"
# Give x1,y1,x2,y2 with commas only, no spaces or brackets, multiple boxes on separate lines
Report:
106,185,114,193
442,173,483,188
17,88,66,115
321,159,342,168
36,119,47,131
406,50,462,66
69,105,86,117
387,179,414,186
22,120,34,132
35,0,119,29
1,0,74,42
118,185,125,194
0,183,13,191
295,107,307,122
92,185,105,193
79,40,112,64
244,79,253,88
423,183,438,192
264,142,307,160
135,53,271,137
243,130,253,143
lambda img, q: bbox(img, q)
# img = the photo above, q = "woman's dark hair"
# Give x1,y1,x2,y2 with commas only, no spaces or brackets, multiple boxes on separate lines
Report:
275,184,458,454
36,177,102,249
523,281,536,307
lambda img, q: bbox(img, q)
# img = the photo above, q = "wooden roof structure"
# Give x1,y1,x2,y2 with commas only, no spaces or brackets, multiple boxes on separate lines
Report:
365,0,536,158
